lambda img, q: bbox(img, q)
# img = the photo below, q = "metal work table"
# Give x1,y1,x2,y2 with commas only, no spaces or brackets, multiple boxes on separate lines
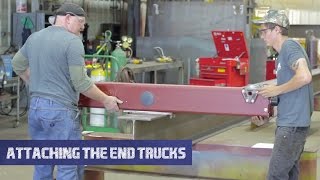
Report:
0,77,20,127
117,110,173,139
125,60,184,84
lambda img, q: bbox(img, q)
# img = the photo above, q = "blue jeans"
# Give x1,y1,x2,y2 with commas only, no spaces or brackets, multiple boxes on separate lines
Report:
29,97,84,180
267,126,309,180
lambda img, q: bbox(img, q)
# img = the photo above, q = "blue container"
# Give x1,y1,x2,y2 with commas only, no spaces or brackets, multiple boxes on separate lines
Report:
1,55,13,79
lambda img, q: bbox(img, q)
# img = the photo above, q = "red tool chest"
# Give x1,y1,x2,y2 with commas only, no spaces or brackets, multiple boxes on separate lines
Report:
190,31,249,87
266,60,276,80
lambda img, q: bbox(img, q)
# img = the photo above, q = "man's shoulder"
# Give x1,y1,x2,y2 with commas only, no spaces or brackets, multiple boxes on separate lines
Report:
41,26,78,39
280,39,304,55
284,39,302,48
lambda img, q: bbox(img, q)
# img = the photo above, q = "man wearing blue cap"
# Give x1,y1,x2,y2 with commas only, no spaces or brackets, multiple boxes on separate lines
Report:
252,10,313,180
12,3,122,180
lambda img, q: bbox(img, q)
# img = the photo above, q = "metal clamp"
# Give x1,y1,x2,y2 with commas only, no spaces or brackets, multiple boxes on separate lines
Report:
241,84,263,103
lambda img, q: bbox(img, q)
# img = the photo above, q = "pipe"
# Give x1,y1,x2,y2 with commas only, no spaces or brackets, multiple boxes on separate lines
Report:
127,47,133,58
7,0,11,47
0,1,2,47
140,0,147,37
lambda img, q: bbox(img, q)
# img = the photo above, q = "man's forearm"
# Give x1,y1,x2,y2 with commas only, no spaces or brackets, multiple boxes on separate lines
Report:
70,66,122,108
278,74,311,94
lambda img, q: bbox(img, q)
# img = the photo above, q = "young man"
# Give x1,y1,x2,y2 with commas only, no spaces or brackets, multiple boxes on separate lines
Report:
12,3,122,180
252,10,313,180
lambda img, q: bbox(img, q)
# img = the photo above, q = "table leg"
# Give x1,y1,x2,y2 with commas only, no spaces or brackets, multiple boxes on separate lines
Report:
142,72,145,83
154,70,157,84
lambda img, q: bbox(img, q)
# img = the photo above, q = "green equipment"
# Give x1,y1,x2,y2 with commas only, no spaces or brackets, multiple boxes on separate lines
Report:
110,41,127,81
81,31,129,133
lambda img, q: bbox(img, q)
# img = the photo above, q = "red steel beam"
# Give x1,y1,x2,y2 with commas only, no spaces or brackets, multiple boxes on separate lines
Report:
79,82,271,116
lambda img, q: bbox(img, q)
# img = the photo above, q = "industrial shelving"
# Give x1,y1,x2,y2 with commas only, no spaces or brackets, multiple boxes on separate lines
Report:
0,77,21,127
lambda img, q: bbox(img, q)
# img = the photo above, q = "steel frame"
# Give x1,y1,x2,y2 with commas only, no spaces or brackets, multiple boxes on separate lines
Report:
79,83,271,116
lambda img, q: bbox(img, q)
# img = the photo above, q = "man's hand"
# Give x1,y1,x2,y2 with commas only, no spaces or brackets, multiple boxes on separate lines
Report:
102,95,123,112
251,116,270,126
258,84,280,98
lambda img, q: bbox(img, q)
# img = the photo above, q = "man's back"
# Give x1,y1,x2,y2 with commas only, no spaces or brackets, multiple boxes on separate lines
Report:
20,25,85,108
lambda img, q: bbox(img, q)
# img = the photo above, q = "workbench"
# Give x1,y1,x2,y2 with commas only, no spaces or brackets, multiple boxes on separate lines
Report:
125,60,184,84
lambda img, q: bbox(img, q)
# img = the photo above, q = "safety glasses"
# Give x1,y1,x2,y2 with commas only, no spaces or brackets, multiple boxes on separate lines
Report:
65,11,86,24
259,26,276,36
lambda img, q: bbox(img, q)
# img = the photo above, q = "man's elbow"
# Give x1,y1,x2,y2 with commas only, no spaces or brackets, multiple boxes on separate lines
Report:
71,79,93,93
301,73,312,85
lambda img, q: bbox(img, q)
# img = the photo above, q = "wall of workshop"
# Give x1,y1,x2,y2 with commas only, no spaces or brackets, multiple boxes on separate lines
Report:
0,0,15,54
43,0,125,41
62,0,125,40
253,0,320,83
0,0,125,54
254,0,320,39
255,0,320,10
136,0,320,84
147,0,247,38
254,0,320,66
136,0,249,84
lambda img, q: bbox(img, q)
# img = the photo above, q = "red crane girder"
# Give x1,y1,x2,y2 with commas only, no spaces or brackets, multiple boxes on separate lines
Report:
78,82,271,117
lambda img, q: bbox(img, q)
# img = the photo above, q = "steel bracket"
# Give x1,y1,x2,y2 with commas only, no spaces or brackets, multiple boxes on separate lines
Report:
241,84,263,104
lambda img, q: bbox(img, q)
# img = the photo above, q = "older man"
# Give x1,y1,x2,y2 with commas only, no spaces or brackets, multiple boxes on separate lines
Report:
12,3,122,180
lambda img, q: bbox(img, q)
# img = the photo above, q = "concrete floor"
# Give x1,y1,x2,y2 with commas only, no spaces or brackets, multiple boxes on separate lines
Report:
0,115,34,179
5,112,319,180
0,115,205,180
